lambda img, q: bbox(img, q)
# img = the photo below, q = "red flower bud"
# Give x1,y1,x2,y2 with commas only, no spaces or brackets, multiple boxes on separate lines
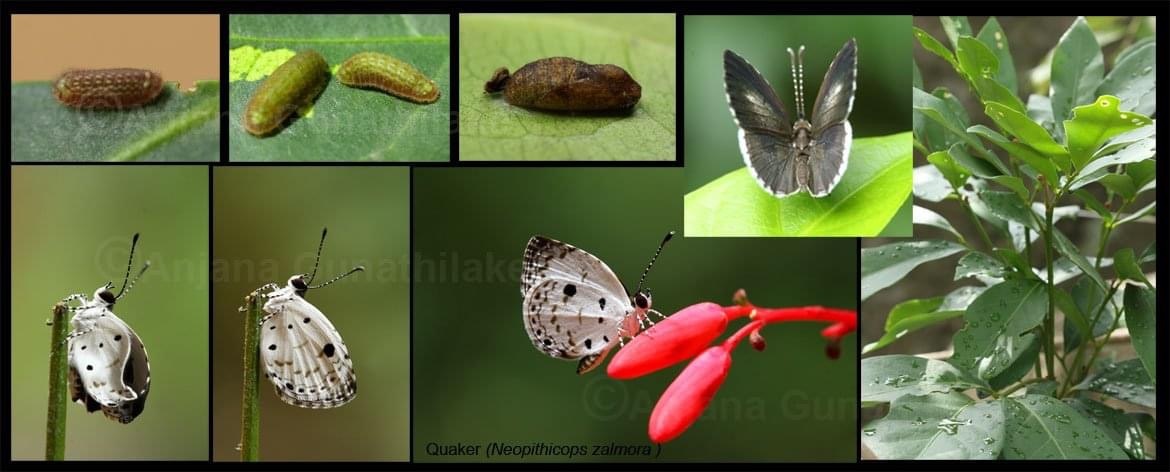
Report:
648,346,731,443
607,302,728,380
749,329,766,352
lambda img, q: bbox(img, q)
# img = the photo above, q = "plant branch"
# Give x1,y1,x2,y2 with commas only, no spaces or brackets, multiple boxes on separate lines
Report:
1042,184,1057,380
959,196,998,254
45,303,70,461
239,292,263,461
996,377,1051,398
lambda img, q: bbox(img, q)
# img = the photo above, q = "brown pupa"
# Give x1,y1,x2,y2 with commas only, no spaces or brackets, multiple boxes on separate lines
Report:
484,57,641,112
243,49,330,136
53,68,164,109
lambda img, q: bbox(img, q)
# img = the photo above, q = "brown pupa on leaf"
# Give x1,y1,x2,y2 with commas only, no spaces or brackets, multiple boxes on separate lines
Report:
484,57,641,112
53,68,164,109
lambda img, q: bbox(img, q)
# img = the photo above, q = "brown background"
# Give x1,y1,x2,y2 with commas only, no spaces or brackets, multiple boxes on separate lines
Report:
11,14,219,89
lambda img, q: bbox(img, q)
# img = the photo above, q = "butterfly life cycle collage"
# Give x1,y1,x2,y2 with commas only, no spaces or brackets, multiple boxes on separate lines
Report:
2,0,1164,469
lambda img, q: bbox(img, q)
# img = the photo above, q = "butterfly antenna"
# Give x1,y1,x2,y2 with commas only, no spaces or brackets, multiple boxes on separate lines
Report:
117,261,151,300
787,45,807,119
115,233,149,299
309,265,365,290
634,231,675,295
307,227,328,284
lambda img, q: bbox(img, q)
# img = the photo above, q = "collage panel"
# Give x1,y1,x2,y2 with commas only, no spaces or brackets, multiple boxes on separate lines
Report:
458,13,677,161
10,166,210,459
10,14,221,162
412,168,857,462
683,15,913,237
228,15,451,162
861,16,1157,460
211,167,410,461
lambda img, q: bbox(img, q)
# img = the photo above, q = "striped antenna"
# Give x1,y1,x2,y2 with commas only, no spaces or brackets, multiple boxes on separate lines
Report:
116,233,150,300
788,45,807,119
634,231,675,296
308,227,328,284
309,266,365,290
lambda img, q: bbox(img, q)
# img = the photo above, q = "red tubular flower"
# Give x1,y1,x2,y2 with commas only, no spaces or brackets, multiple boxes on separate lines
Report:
647,346,731,444
607,302,728,380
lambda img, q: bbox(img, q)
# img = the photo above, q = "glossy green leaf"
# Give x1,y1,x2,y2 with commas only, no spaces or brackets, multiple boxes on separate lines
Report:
1064,397,1146,460
914,88,988,155
1049,17,1105,139
926,150,969,190
860,239,966,301
1070,137,1156,190
11,81,219,162
1057,278,1100,354
1116,200,1156,226
684,133,911,237
1026,94,1055,132
995,249,1034,277
459,14,676,161
1063,95,1151,169
951,279,1047,378
987,334,1039,390
912,205,962,240
939,16,973,49
967,124,1060,182
1082,359,1155,408
974,189,1040,232
1098,40,1156,116
913,165,954,203
954,251,1007,281
975,17,1018,95
989,175,1027,199
956,37,1026,114
228,15,451,162
1113,248,1151,286
1092,122,1154,159
1129,412,1156,442
861,356,986,404
1003,394,1127,459
1053,228,1107,290
1098,174,1136,200
865,294,969,355
863,392,1003,460
913,27,958,69
912,60,923,89
983,102,1068,158
1124,285,1156,382
949,143,1001,178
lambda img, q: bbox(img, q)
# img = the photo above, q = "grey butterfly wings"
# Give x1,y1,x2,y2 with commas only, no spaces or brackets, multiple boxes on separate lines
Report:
723,38,857,197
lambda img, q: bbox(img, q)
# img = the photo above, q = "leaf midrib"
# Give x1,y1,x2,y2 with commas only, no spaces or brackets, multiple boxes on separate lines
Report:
796,151,911,235
916,402,975,459
1012,397,1071,458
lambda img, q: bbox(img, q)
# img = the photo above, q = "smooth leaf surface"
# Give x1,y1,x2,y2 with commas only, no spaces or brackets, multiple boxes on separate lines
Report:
974,189,1039,232
951,279,1047,379
1063,95,1151,169
228,15,450,162
983,102,1068,158
1123,285,1156,382
967,124,1060,182
459,14,676,161
914,88,987,154
975,17,1018,95
913,27,958,69
987,334,1039,390
1062,276,1115,353
1064,397,1146,460
1070,136,1156,190
685,133,911,237
1049,17,1104,140
913,165,953,202
1083,359,1155,408
1114,248,1152,286
861,356,986,404
11,81,219,162
955,37,1025,114
912,205,962,240
1003,394,1127,459
863,286,987,355
863,392,1002,460
861,239,966,301
1098,40,1156,116
1053,228,1107,290
940,17,974,49
954,251,1007,281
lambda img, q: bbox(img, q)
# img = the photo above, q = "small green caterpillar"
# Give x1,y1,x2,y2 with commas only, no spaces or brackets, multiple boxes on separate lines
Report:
243,49,330,136
336,52,439,104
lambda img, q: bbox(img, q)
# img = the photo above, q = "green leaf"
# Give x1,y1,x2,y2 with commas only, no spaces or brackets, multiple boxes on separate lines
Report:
1049,17,1105,141
914,88,986,154
1092,122,1154,158
1069,136,1156,191
1098,174,1136,200
1098,40,1156,116
863,392,1003,460
1113,248,1151,286
1124,285,1156,382
1026,94,1055,132
1126,157,1157,189
1053,228,1107,290
1129,412,1156,442
1116,200,1156,226
912,60,923,89
955,37,1026,114
1003,395,1128,459
995,249,1034,277
1073,189,1112,219
949,143,1001,178
974,189,1040,232
951,279,1047,379
11,81,219,162
861,356,986,404
1063,95,1152,169
1082,359,1155,408
1052,254,1114,286
864,287,988,354
228,15,451,162
1064,397,1146,460
913,27,959,69
975,17,1018,95
459,14,675,161
926,150,969,190
684,133,911,237
940,16,973,48
1057,279,1099,354
913,165,954,202
954,251,1007,281
967,124,1060,182
983,102,1068,158
860,240,966,301
989,175,1027,199
912,205,962,240
987,334,1039,390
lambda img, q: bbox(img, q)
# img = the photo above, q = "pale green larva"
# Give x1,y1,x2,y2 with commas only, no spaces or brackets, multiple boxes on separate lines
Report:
336,52,439,104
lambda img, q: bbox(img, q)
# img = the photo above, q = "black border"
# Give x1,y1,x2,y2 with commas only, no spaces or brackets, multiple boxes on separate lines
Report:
3,0,1168,470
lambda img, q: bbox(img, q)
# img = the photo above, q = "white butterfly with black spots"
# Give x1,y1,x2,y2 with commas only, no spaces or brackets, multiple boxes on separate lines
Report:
521,232,673,374
62,233,151,424
249,228,364,409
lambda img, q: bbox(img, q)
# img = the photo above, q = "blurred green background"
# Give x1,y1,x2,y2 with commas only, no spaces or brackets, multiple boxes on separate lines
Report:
684,15,913,235
211,167,409,461
413,168,857,462
10,166,209,460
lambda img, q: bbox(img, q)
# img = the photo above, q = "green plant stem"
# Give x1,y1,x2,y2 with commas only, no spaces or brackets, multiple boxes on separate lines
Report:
240,293,262,461
45,303,70,461
1060,282,1121,396
960,196,997,254
1042,189,1057,380
996,377,1050,398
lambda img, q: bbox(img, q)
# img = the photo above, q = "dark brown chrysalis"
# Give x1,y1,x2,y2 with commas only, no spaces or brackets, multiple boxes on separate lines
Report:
53,68,164,109
484,57,641,112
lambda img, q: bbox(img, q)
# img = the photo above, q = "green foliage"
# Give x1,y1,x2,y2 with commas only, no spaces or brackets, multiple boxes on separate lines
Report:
863,17,1156,460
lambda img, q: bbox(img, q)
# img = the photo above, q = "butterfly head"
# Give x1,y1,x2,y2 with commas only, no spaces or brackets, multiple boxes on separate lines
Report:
633,289,652,311
289,274,310,294
94,283,117,306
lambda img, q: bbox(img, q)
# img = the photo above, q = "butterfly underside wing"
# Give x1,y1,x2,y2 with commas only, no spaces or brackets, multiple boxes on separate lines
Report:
521,236,642,374
68,307,151,423
723,39,857,197
259,285,357,409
